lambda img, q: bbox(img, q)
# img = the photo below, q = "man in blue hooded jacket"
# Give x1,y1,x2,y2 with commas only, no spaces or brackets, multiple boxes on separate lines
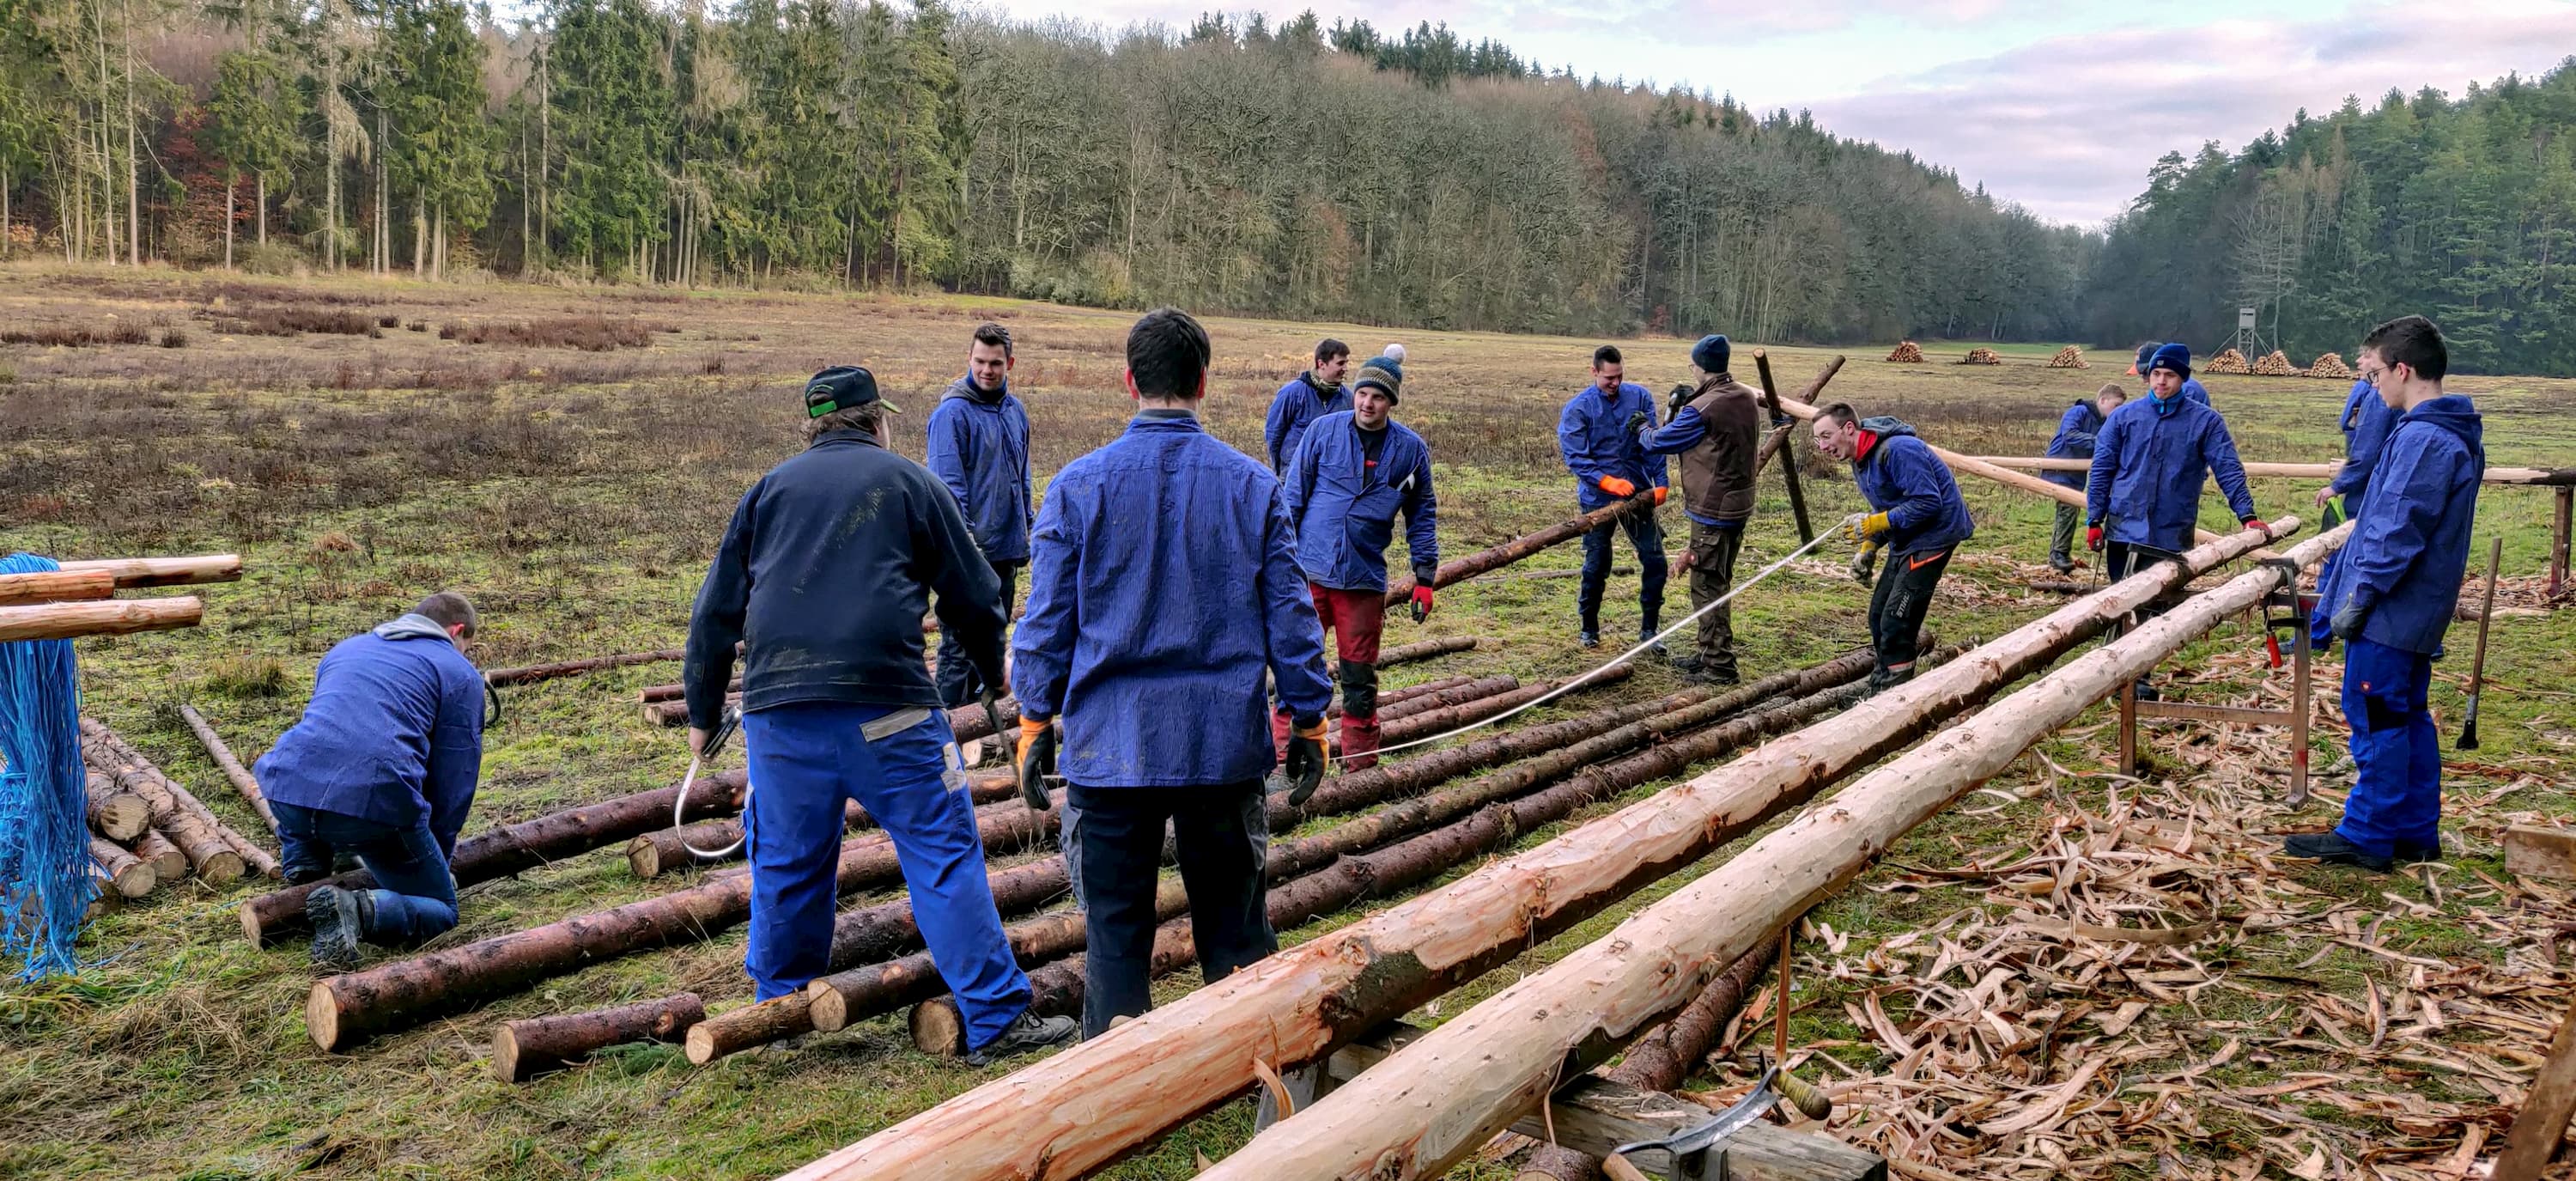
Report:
2044,383,2124,572
2130,341,2211,406
1810,404,1974,691
925,322,1034,708
1012,307,1335,1038
1559,344,1672,650
1280,353,1437,770
2313,374,2402,520
258,591,484,971
2293,316,2484,873
1263,338,1352,472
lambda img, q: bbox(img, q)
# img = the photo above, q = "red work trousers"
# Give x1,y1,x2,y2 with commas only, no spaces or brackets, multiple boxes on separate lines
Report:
1274,583,1388,769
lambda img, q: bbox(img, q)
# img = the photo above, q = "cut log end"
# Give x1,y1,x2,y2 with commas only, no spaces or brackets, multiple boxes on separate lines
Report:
625,837,660,880
682,1023,721,1065
197,850,247,887
493,1026,528,1084
90,794,150,841
908,998,966,1057
306,981,346,1052
240,900,269,944
806,983,851,1034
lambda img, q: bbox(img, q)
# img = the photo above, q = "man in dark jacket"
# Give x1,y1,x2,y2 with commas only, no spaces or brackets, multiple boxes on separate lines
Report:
2293,316,2483,872
1013,308,1335,1038
685,365,1073,1065
1279,353,1437,770
1559,344,1672,650
259,591,485,971
2044,384,2124,572
1810,405,1974,691
1636,334,1760,684
1264,338,1352,472
926,322,1034,708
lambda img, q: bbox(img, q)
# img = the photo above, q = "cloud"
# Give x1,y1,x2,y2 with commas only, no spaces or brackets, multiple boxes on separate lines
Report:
1797,1,2576,224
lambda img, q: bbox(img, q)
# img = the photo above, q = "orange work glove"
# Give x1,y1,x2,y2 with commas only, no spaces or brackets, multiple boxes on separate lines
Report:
1651,486,1668,506
1015,717,1055,810
1597,476,1637,498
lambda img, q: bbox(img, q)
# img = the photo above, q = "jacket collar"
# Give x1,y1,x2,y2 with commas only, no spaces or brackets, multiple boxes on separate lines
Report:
1130,408,1203,430
810,428,884,450
948,374,1008,405
1853,429,1881,464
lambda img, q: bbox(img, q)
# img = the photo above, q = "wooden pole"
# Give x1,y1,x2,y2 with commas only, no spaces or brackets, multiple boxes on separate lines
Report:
1193,522,2343,1181
2554,486,2572,599
177,704,278,833
1516,945,1772,1181
1750,349,1826,545
2497,987,2576,1181
0,568,114,606
131,829,187,880
0,596,202,642
481,648,684,687
57,553,242,588
1376,636,1482,666
1382,500,1656,607
492,993,705,1083
772,521,2286,1181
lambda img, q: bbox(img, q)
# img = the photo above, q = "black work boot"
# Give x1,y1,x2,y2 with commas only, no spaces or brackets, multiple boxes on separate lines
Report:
964,1009,1079,1067
2281,831,2391,873
306,885,374,972
1577,611,1601,649
1864,666,1915,696
2393,838,2441,865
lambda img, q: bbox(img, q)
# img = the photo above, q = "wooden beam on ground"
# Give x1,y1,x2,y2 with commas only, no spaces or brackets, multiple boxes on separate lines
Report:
493,993,705,1084
2497,987,2576,1181
57,553,242,587
0,568,114,606
178,704,278,834
0,597,202,642
482,648,685,686
2506,825,2576,884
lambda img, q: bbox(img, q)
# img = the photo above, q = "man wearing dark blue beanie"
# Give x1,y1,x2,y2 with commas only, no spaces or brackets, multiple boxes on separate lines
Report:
1636,334,1760,684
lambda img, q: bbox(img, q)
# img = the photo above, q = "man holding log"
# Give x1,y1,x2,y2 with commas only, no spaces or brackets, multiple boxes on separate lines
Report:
684,365,1075,1065
1279,351,1437,771
2295,315,2484,872
1012,307,1335,1038
1559,344,1672,650
2044,383,2125,573
1263,338,1352,472
1634,334,1760,685
1809,405,1973,692
925,321,1032,709
258,592,484,971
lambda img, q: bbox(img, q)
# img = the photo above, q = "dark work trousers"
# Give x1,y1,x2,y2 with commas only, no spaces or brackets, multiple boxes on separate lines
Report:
1068,782,1275,1039
1684,521,1745,678
1578,507,1669,636
936,558,1021,708
2048,502,2082,570
2105,541,2187,624
274,802,460,945
1868,546,1953,674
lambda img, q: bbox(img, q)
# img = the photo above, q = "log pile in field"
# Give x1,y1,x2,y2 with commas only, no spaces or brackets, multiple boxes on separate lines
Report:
2044,344,2087,368
1885,341,1926,363
79,718,261,886
2307,351,2354,380
2204,347,2251,374
2251,349,2299,376
1958,347,2002,365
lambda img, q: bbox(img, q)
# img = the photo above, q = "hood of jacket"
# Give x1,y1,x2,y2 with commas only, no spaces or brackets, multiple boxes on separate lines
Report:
2403,395,2483,457
373,612,454,644
945,374,1008,406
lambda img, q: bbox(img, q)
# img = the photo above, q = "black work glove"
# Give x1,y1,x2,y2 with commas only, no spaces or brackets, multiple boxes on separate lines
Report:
1015,717,1056,810
1284,714,1328,807
1625,410,1650,436
1668,382,1692,417
2329,596,2370,642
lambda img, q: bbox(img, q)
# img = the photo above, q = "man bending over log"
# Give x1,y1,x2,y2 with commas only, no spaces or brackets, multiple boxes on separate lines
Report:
1278,350,1438,770
684,365,1075,1066
925,321,1033,709
1636,333,1761,685
1012,307,1335,1038
258,592,484,971
1810,405,1974,694
2294,316,2483,872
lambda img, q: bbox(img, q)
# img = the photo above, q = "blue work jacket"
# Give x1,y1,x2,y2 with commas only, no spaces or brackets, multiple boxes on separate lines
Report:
1559,381,1670,509
2084,394,2258,551
2183,377,2211,406
924,376,1033,563
2042,400,2105,490
2328,380,2403,519
1850,417,1975,557
1012,412,1334,788
1264,373,1352,472
1284,411,1439,594
2318,396,2484,655
256,618,484,852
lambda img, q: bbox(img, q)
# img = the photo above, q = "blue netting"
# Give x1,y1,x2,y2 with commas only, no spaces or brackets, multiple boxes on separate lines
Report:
0,551,97,978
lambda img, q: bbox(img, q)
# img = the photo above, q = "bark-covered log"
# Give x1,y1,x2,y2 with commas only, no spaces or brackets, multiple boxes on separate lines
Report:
492,993,705,1083
80,725,246,885
131,829,186,880
177,704,278,833
241,770,752,946
1202,522,2337,1181
1374,636,1482,667
1382,500,1656,606
0,596,203,642
482,648,685,687
1376,666,1631,747
90,837,157,898
1516,947,1773,1181
638,678,739,704
0,568,114,606
779,523,2287,1181
624,771,1021,879
86,770,149,842
57,553,242,588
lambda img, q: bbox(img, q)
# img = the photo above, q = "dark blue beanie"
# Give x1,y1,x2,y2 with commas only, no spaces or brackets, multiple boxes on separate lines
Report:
1692,334,1730,374
2148,343,2191,380
2133,342,2162,374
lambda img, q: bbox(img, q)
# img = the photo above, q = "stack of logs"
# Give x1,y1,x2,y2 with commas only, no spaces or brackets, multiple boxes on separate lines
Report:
1959,347,2002,365
79,716,282,904
2251,349,2300,376
2044,344,2087,368
2308,351,2356,380
2204,347,2252,374
1884,341,1927,362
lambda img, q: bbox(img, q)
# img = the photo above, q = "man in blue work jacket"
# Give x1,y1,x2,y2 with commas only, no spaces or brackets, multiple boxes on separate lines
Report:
1560,344,1672,650
1012,307,1335,1038
2314,373,2401,520
926,321,1034,708
1810,405,1975,692
1636,334,1760,685
258,591,484,971
1264,338,1352,472
2293,316,2483,873
2044,384,2125,572
685,365,1074,1066
1280,353,1438,770
2130,341,2211,405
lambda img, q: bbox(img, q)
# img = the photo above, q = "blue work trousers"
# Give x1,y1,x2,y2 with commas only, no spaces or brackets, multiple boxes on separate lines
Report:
2334,639,2442,858
936,559,1020,708
1577,508,1668,633
273,801,459,946
742,702,1031,1050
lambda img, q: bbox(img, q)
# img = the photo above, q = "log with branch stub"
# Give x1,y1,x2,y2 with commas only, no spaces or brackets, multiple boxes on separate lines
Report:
775,522,2286,1181
86,770,150,842
90,837,157,898
1382,500,1656,607
0,568,114,606
177,704,279,833
0,596,204,642
1201,522,2337,1181
492,992,706,1083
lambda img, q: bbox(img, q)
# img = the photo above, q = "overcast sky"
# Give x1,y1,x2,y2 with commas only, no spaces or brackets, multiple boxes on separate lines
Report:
970,0,2576,227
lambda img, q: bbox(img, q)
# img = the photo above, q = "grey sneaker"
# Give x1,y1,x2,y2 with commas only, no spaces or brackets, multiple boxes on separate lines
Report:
306,885,370,972
963,1009,1079,1067
1577,630,1601,650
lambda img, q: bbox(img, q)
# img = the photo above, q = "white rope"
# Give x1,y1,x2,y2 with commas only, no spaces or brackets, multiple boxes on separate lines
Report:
672,754,747,859
1361,514,1859,761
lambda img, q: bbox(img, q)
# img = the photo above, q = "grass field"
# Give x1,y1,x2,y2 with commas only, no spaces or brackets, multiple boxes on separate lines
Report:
3,265,2573,1181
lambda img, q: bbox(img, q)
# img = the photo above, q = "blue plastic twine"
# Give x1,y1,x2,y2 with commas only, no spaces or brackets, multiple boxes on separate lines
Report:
0,552,97,978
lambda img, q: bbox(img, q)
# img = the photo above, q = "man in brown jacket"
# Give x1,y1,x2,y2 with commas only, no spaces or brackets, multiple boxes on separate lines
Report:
1636,334,1764,685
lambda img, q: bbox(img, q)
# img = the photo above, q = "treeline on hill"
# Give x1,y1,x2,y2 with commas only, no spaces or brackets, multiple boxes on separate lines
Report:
0,0,2089,342
2090,58,2576,376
